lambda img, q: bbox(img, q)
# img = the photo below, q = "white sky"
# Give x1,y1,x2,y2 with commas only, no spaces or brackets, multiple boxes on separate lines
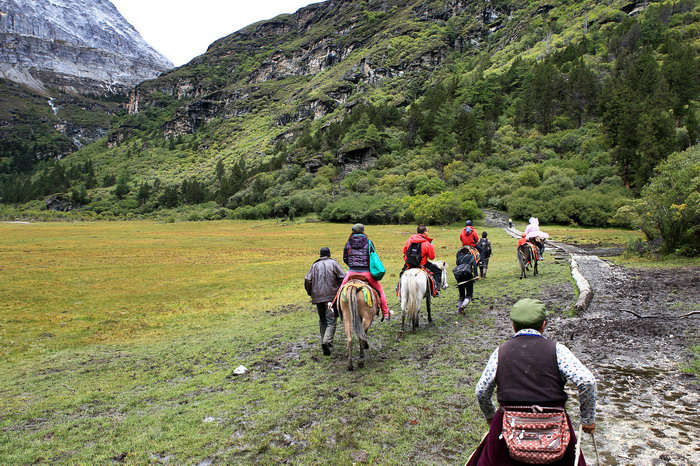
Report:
110,0,321,66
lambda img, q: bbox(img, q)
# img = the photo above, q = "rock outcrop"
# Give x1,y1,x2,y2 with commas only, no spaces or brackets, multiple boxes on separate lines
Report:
0,0,172,95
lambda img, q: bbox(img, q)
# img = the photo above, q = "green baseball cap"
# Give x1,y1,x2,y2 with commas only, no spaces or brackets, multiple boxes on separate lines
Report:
510,298,546,328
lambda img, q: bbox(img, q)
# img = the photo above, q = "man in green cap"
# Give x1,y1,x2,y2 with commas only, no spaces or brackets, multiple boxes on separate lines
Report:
467,298,597,465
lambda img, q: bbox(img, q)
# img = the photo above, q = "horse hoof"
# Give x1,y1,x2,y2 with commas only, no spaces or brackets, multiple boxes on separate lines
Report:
358,361,364,368
347,365,354,371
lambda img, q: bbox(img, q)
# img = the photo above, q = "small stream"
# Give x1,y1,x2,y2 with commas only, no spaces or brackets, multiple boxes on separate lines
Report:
48,97,59,116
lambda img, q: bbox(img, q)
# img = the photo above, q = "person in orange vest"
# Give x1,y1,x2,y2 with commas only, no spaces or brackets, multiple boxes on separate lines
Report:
517,233,528,247
460,220,479,247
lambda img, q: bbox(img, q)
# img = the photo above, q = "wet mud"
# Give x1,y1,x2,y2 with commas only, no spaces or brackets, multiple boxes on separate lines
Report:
549,245,700,465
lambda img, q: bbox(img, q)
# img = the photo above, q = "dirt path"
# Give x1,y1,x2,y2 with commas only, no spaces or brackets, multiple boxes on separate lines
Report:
490,211,700,465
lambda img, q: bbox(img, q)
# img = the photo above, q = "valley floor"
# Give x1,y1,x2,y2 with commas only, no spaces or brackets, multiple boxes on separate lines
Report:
0,220,697,464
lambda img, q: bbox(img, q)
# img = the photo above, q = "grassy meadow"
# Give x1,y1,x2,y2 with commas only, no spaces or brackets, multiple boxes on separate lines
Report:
0,220,637,463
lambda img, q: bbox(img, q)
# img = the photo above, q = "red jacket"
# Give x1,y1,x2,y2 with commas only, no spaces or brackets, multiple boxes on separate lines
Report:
403,233,435,266
460,227,479,247
517,236,528,247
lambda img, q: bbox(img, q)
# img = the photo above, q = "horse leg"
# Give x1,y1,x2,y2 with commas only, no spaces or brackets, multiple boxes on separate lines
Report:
344,311,354,371
358,338,365,368
427,294,433,324
534,259,539,276
400,291,406,337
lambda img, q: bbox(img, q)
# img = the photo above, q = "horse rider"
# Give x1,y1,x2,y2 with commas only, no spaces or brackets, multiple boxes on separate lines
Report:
468,298,597,465
337,223,393,320
304,247,346,356
517,232,528,248
524,217,548,259
460,220,480,247
402,225,442,296
477,231,492,278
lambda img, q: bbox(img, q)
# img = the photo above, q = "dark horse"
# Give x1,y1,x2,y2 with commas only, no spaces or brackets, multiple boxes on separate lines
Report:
517,242,539,279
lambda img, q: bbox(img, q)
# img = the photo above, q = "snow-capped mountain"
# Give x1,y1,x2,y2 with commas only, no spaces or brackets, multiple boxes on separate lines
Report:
0,0,173,94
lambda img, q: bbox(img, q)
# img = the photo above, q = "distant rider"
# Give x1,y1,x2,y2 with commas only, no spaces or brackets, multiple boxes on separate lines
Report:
338,223,392,320
460,220,480,247
305,247,346,356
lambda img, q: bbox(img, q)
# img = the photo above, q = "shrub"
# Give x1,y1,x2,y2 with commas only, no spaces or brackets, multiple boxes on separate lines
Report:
320,195,408,224
614,145,700,255
404,192,482,225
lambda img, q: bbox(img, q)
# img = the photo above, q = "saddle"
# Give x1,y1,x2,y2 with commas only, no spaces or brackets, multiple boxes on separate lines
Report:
333,275,381,315
520,242,539,265
396,266,438,297
460,245,481,264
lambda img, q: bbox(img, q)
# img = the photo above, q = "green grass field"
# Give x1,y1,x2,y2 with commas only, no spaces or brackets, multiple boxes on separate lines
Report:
0,220,638,463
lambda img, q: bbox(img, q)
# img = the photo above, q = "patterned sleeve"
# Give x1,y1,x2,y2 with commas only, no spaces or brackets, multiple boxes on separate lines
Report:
556,343,597,425
475,348,499,420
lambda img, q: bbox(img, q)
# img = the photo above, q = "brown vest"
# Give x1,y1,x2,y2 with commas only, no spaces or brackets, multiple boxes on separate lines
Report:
496,334,567,406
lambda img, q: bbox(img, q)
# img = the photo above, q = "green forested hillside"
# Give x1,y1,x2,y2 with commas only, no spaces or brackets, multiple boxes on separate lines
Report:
1,0,698,242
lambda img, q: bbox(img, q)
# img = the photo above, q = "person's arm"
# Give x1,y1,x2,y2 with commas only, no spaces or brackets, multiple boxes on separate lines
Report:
334,261,346,281
304,266,314,296
426,242,436,261
475,348,499,422
556,343,597,431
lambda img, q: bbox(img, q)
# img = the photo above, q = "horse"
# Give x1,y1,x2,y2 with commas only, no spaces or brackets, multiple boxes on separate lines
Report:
399,260,448,335
338,278,379,371
518,242,539,279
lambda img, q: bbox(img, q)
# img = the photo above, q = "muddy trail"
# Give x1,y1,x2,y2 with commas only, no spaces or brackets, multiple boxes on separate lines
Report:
248,213,698,464
487,211,700,465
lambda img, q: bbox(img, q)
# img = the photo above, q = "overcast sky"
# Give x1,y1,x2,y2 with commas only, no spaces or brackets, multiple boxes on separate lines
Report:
110,0,321,66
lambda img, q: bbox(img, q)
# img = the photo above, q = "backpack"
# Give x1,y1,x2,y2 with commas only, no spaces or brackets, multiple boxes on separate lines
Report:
405,242,422,267
453,251,475,282
478,238,491,258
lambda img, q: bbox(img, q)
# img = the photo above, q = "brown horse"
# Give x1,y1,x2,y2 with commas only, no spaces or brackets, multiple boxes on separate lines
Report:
518,242,539,279
338,278,379,371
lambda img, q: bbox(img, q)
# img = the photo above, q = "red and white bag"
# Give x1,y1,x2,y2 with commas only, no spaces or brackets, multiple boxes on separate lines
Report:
501,405,570,464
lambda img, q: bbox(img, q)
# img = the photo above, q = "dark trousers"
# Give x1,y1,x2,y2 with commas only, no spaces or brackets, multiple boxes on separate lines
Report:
423,261,442,288
458,282,473,301
316,302,336,344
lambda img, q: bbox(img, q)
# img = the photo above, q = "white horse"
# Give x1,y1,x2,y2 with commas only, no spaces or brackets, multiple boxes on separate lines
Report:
399,260,448,335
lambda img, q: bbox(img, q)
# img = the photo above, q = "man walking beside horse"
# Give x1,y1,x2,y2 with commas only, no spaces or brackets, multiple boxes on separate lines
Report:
468,298,597,465
304,247,345,356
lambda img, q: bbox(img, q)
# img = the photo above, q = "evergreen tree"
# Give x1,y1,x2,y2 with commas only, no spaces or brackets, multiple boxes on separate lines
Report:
114,174,130,199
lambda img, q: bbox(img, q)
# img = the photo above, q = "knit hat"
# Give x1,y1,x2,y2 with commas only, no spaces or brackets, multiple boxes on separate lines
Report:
352,223,365,233
320,247,331,257
510,298,546,329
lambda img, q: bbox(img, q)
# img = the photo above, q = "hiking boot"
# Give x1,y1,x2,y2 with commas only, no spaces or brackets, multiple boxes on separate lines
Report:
321,343,331,356
382,310,394,321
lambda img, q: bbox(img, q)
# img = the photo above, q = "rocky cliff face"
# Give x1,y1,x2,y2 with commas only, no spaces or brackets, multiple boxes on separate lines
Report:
127,0,517,140
0,0,173,95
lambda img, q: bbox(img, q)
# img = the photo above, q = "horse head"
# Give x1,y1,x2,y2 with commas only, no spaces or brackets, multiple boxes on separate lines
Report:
431,260,449,289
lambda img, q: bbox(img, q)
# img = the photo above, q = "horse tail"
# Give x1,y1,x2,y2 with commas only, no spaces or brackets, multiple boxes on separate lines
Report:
406,273,422,320
349,287,369,342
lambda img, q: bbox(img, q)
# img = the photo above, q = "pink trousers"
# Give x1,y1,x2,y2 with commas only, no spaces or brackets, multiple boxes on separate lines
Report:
340,271,389,316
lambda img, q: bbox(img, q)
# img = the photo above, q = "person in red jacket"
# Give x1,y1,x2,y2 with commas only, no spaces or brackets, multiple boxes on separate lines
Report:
403,225,442,295
517,232,528,248
460,220,480,247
